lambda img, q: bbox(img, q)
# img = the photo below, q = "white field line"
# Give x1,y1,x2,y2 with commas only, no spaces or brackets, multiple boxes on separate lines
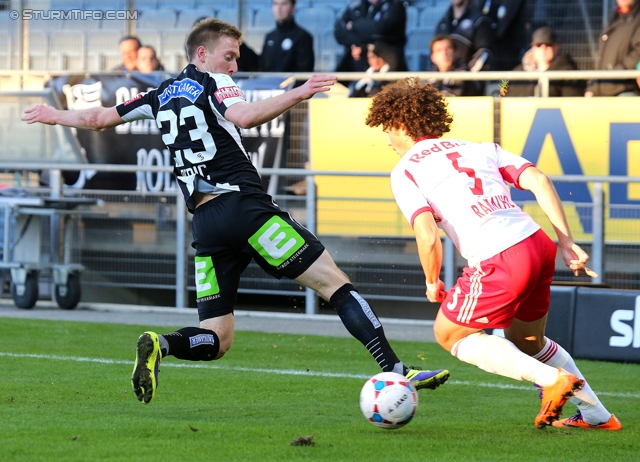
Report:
1,351,638,400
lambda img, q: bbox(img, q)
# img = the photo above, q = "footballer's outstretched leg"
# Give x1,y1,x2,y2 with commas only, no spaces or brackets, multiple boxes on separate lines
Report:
131,327,222,404
131,331,161,404
533,336,619,428
328,282,451,387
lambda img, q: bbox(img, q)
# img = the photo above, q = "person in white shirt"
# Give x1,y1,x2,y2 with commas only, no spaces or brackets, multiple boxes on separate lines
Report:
364,77,621,431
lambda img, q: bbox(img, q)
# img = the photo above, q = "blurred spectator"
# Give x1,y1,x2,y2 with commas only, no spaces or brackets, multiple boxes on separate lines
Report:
260,0,314,72
136,46,164,73
475,0,528,70
637,60,640,89
238,43,261,72
585,0,640,97
506,27,584,97
334,0,408,73
434,0,495,71
349,42,396,97
428,34,483,96
113,35,141,71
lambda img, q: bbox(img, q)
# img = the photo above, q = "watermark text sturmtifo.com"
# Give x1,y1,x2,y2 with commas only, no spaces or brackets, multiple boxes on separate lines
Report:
9,10,139,20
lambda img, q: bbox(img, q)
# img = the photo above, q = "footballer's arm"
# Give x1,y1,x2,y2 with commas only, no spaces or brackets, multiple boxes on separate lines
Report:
413,211,445,302
22,105,124,131
518,166,573,245
518,166,597,278
224,74,336,129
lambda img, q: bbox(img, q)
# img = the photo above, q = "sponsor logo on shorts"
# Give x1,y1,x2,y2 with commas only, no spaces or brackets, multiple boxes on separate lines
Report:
189,334,216,347
277,243,309,270
248,216,305,267
475,317,489,324
195,256,220,300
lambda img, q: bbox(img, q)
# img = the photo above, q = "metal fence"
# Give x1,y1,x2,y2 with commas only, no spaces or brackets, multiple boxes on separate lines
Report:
0,162,639,313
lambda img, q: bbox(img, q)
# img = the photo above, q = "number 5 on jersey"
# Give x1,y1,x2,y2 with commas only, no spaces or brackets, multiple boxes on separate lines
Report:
446,152,484,195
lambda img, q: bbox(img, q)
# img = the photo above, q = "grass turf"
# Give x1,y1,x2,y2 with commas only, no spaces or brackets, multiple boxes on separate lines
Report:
0,318,638,461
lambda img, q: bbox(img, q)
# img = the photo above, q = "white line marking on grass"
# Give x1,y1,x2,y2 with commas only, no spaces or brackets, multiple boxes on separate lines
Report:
1,351,637,400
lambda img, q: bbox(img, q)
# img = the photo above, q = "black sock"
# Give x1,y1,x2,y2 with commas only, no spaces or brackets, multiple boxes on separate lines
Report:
330,283,406,374
160,327,220,361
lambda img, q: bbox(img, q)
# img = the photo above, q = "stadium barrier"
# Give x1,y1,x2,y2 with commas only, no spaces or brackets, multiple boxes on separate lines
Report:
0,162,635,298
544,286,640,363
3,69,640,95
3,81,640,300
0,160,639,362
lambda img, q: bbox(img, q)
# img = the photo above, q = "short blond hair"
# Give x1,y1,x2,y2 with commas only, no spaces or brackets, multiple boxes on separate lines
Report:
185,18,242,61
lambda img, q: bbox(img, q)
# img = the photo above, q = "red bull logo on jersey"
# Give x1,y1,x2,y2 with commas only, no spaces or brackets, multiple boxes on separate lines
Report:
470,195,518,218
409,140,464,163
158,78,204,107
214,85,244,104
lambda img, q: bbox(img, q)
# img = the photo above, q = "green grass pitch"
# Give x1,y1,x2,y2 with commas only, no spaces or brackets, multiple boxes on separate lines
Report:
0,318,638,461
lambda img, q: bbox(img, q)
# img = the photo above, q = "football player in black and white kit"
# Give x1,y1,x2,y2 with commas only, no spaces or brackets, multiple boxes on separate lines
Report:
23,18,449,404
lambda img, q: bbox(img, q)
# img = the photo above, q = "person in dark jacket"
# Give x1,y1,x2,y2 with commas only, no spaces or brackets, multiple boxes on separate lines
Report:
428,34,483,96
435,0,495,71
506,27,584,97
585,0,640,96
260,0,315,72
334,0,407,72
474,0,528,71
349,41,397,97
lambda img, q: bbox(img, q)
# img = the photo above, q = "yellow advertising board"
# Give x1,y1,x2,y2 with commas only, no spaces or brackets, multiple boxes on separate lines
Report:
501,98,640,242
309,96,640,242
309,97,494,236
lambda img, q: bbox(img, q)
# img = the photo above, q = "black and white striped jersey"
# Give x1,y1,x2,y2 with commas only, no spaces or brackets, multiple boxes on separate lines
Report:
116,64,264,212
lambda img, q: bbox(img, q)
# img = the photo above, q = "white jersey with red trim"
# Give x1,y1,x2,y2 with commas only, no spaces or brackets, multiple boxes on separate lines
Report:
390,138,541,265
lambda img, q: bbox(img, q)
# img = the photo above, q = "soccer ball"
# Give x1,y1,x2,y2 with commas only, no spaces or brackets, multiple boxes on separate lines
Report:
359,372,419,429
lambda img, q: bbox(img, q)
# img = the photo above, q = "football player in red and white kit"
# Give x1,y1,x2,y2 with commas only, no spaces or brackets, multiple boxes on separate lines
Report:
365,77,621,430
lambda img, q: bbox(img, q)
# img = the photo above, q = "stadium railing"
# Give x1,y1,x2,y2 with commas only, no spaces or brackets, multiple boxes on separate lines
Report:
3,70,640,97
2,72,640,312
0,161,637,313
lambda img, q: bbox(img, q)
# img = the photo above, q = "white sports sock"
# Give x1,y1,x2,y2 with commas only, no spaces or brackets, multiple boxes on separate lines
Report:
452,332,559,386
534,338,612,424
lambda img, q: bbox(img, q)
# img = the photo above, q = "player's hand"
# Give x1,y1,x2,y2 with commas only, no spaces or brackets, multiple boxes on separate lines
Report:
299,74,337,99
22,104,59,125
560,241,598,278
426,279,446,303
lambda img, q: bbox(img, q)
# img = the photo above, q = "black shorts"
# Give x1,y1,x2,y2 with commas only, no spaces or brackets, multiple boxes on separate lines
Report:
191,191,325,321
